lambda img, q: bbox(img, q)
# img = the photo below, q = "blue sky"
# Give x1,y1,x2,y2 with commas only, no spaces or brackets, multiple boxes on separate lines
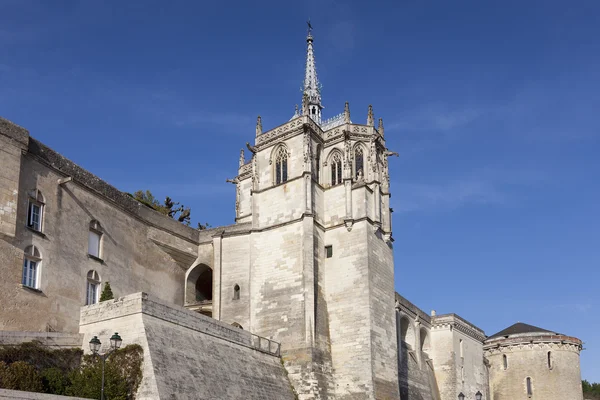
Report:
2,0,599,381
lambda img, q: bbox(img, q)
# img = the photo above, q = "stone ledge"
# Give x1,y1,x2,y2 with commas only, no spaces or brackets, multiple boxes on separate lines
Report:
0,389,91,399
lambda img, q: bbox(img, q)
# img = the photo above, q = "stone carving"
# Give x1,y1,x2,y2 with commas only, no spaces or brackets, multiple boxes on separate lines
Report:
239,149,245,168
367,104,374,126
378,117,384,136
256,116,262,137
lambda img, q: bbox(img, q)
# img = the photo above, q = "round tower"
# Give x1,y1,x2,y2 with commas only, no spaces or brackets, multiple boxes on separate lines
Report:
484,323,583,400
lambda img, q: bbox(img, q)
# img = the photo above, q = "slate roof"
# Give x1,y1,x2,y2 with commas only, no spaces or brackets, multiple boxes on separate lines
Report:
487,322,557,340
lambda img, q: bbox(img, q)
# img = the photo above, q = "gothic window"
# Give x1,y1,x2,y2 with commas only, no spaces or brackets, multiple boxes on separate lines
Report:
273,146,288,185
88,220,103,260
27,190,45,232
526,377,533,396
22,245,41,289
354,146,364,179
503,354,508,370
86,270,101,305
330,151,342,186
233,284,240,300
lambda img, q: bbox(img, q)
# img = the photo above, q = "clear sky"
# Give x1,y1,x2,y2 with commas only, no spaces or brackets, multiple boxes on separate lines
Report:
2,0,599,382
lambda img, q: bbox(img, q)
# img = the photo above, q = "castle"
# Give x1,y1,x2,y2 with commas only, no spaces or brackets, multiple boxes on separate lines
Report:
0,27,584,400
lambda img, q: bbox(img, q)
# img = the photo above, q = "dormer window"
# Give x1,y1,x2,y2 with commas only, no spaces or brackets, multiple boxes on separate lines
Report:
27,190,45,232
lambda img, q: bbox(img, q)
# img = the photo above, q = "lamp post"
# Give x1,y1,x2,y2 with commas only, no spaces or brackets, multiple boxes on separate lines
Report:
89,332,123,400
476,391,483,400
458,393,465,400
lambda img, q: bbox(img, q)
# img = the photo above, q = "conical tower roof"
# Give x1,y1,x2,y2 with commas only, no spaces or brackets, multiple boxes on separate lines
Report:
486,322,557,341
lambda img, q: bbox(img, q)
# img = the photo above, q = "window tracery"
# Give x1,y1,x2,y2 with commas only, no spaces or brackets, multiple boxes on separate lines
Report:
330,151,342,186
354,146,364,180
273,146,288,185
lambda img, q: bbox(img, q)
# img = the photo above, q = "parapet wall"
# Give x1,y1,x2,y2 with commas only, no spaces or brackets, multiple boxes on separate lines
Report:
79,293,294,400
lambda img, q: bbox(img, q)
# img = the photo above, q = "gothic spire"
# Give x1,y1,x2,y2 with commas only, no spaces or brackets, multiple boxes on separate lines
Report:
378,117,384,136
367,105,374,126
302,21,323,124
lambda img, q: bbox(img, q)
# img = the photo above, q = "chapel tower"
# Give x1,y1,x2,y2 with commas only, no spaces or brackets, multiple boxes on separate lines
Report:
226,25,400,399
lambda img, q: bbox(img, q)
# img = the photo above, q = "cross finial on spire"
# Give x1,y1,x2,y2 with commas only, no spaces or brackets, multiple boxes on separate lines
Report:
302,22,323,124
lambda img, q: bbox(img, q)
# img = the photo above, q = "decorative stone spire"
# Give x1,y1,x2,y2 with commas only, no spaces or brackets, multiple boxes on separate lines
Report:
255,116,262,137
367,105,374,126
302,22,323,124
344,101,351,123
378,117,384,136
239,149,245,167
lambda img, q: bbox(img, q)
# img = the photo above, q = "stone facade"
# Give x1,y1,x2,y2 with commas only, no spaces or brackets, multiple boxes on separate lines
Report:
484,325,583,400
0,27,585,400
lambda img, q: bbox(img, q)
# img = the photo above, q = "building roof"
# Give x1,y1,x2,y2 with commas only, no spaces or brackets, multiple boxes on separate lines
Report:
487,322,556,340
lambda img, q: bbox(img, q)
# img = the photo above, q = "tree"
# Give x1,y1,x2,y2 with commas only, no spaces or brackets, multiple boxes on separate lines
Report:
583,380,600,399
197,222,211,230
132,190,192,225
99,282,114,302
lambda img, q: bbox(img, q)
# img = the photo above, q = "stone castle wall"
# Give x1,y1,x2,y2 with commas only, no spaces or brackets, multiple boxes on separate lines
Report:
485,336,583,400
79,292,295,400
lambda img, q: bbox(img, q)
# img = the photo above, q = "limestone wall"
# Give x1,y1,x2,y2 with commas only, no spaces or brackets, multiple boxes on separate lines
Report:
485,336,583,400
430,314,487,400
0,331,82,348
79,292,295,400
0,120,198,333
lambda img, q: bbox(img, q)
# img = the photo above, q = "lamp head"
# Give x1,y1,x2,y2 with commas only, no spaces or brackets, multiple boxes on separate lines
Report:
109,332,122,350
89,336,101,354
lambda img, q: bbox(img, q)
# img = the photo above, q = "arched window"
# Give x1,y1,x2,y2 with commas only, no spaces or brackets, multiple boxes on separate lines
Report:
547,351,552,369
273,146,288,185
354,146,364,179
86,270,101,305
526,377,533,396
22,245,41,289
330,151,343,186
503,354,508,370
88,220,103,259
27,190,45,232
231,322,243,330
459,339,464,358
233,284,240,300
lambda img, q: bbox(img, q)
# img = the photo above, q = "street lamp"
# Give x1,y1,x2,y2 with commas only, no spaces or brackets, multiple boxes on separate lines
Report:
89,332,123,400
476,391,483,400
458,393,465,400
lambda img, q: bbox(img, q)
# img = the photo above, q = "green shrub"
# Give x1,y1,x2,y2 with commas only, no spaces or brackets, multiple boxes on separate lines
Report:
0,361,43,392
41,367,70,395
100,282,114,302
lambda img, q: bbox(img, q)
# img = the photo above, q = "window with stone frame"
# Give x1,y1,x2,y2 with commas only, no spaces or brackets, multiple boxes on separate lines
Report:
354,146,364,180
330,151,343,186
22,245,41,289
233,284,240,300
273,146,288,185
86,270,101,305
88,220,103,260
27,190,45,232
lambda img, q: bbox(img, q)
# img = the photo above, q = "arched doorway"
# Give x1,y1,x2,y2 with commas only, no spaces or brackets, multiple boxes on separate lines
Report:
185,263,213,317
